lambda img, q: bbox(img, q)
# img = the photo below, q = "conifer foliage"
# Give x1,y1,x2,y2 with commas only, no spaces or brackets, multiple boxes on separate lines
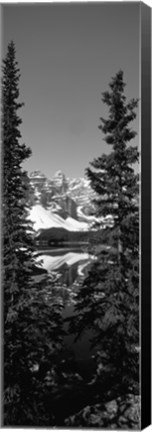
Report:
2,41,64,426
2,39,34,391
71,71,139,398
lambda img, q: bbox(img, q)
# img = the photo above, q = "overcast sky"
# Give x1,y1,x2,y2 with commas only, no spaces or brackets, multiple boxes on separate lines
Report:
2,3,140,179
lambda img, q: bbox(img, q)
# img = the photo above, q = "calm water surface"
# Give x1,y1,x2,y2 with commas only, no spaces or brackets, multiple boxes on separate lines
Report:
37,246,96,378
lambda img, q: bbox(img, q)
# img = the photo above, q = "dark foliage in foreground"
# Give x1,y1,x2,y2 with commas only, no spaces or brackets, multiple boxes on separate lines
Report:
68,71,139,402
2,41,66,426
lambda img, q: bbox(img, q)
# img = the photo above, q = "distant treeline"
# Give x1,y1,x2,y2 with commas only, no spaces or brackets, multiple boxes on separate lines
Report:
35,227,98,246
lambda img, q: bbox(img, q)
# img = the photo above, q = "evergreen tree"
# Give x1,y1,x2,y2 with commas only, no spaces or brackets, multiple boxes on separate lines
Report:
70,71,139,399
2,39,34,390
2,41,65,426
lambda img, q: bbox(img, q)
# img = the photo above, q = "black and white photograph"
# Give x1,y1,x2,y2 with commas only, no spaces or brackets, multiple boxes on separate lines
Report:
1,2,143,428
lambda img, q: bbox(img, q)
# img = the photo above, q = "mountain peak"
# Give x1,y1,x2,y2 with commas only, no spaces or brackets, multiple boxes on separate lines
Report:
54,170,65,179
29,170,46,179
53,170,67,188
54,170,64,177
28,169,96,228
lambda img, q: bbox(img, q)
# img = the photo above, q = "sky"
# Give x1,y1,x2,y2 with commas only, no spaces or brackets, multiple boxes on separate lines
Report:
2,3,140,179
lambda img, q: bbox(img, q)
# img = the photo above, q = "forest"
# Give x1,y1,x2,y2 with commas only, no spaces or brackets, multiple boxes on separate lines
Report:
2,41,140,428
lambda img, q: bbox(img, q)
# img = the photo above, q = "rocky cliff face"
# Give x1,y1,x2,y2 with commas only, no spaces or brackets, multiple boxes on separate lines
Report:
27,171,116,233
28,170,96,223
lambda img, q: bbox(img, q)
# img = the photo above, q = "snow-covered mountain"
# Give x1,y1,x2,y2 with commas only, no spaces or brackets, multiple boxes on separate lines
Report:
28,170,96,233
29,204,88,232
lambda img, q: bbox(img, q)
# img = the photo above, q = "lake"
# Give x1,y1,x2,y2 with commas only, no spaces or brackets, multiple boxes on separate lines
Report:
36,246,96,379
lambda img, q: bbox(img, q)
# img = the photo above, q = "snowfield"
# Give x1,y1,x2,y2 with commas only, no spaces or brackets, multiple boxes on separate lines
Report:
29,204,88,232
77,205,96,223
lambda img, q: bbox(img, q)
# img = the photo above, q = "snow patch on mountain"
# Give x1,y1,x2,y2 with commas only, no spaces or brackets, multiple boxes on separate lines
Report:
29,205,88,232
77,205,96,223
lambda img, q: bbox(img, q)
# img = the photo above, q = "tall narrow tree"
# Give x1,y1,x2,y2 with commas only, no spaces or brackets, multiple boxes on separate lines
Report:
70,71,139,399
2,39,34,379
2,41,65,426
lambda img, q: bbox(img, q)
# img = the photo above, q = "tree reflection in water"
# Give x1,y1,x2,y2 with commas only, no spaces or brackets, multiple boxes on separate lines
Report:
39,250,93,307
30,250,97,426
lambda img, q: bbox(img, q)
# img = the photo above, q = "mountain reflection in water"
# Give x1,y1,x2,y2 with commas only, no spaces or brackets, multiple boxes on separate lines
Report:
38,249,93,288
37,248,96,376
